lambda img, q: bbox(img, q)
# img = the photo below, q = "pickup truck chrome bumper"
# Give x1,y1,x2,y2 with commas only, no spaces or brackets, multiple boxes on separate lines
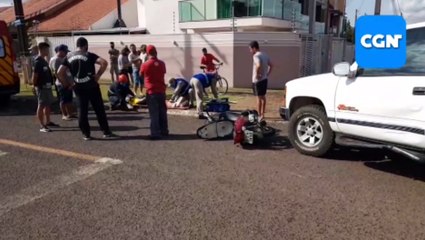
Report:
279,107,290,121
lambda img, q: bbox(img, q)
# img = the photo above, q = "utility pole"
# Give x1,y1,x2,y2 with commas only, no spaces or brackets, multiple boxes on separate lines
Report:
374,0,382,15
13,0,29,56
114,0,126,28
308,0,316,34
324,0,330,34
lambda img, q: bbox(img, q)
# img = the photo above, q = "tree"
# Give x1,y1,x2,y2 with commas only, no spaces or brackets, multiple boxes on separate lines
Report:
341,20,354,43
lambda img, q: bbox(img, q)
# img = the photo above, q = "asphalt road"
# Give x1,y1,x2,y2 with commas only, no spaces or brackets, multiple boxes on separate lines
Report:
1,98,425,240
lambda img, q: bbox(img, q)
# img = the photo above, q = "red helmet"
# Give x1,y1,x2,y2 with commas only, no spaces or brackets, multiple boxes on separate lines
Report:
118,74,129,84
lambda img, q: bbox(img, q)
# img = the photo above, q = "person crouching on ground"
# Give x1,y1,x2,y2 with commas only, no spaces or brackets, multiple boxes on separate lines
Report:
189,73,218,119
109,73,135,110
33,42,59,132
168,77,193,108
139,45,169,140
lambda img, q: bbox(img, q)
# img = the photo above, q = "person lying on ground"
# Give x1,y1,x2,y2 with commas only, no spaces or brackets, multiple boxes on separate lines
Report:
166,96,190,110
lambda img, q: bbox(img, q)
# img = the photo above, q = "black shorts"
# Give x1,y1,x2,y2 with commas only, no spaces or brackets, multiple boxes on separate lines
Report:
252,79,268,96
58,85,73,104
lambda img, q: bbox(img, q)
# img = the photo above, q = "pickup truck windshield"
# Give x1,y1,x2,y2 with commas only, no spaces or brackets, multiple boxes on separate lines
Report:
362,26,425,76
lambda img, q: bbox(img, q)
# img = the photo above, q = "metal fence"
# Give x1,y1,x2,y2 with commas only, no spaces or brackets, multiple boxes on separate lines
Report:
299,34,354,77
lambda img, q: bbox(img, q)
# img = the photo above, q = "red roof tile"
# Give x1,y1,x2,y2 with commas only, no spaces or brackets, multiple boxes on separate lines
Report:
0,0,74,23
35,0,129,32
0,7,11,13
0,0,129,32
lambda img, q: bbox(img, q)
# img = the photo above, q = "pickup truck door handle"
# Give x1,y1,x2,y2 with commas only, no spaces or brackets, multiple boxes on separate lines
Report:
413,87,425,95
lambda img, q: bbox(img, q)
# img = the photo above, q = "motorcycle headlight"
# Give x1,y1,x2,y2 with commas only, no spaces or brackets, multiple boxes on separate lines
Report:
248,114,255,123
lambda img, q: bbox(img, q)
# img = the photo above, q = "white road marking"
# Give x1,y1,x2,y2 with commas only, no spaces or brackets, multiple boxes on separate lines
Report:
0,158,123,217
0,150,7,157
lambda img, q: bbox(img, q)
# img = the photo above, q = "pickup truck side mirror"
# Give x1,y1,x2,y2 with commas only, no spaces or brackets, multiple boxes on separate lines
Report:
332,62,350,76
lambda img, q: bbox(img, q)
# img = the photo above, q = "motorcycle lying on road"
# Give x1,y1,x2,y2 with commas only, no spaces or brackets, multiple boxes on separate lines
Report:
196,99,276,146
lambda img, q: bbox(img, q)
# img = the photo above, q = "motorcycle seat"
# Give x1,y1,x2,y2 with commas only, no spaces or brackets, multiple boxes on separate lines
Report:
224,111,240,122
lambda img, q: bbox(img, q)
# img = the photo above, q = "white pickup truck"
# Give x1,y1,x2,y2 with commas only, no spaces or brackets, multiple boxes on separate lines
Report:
280,22,425,163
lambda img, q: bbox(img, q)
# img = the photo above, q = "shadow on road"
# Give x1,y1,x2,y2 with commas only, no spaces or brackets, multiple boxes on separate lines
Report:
90,115,144,121
242,135,293,151
93,125,142,132
0,96,40,116
326,148,389,162
326,147,425,181
97,133,199,141
365,159,425,182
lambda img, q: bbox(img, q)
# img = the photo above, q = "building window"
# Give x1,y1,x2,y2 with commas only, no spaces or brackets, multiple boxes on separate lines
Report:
0,39,5,58
247,0,262,17
299,0,308,15
218,0,262,18
217,0,232,18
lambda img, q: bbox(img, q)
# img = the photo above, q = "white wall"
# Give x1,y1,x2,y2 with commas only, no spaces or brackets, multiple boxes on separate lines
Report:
91,0,139,30
42,32,302,88
137,0,182,34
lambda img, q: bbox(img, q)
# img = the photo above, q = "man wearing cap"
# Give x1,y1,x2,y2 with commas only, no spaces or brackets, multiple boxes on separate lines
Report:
58,37,117,140
140,45,168,140
50,44,75,121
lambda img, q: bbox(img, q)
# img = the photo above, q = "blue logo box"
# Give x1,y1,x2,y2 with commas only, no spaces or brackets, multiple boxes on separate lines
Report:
355,16,406,69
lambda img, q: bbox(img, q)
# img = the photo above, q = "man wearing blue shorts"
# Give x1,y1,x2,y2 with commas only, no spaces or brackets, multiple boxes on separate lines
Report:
129,44,143,96
50,44,75,120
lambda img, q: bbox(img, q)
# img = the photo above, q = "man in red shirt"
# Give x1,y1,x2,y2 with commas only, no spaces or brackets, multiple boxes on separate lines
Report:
201,48,221,73
140,45,168,140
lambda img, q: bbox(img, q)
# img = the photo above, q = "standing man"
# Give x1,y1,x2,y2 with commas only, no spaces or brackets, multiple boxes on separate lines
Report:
128,44,143,96
201,48,221,73
118,47,132,85
140,45,168,140
50,44,75,121
189,73,218,119
139,45,148,63
58,37,117,140
249,41,273,121
108,42,119,82
32,42,59,132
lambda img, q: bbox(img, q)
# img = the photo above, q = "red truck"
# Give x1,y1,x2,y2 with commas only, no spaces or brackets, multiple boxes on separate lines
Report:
0,20,20,104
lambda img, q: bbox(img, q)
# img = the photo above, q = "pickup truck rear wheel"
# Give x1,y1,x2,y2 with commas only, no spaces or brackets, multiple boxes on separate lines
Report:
288,105,334,157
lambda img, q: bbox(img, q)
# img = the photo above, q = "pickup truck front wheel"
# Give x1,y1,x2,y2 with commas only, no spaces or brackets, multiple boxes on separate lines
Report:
288,105,334,157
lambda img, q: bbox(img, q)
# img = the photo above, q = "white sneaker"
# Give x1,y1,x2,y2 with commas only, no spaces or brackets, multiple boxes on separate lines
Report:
62,116,72,121
40,126,52,133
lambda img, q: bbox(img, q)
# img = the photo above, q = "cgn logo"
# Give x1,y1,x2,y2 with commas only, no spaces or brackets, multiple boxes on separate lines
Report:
355,16,406,69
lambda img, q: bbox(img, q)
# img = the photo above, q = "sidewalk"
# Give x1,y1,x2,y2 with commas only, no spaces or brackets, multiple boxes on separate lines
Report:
17,81,285,122
166,88,285,122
